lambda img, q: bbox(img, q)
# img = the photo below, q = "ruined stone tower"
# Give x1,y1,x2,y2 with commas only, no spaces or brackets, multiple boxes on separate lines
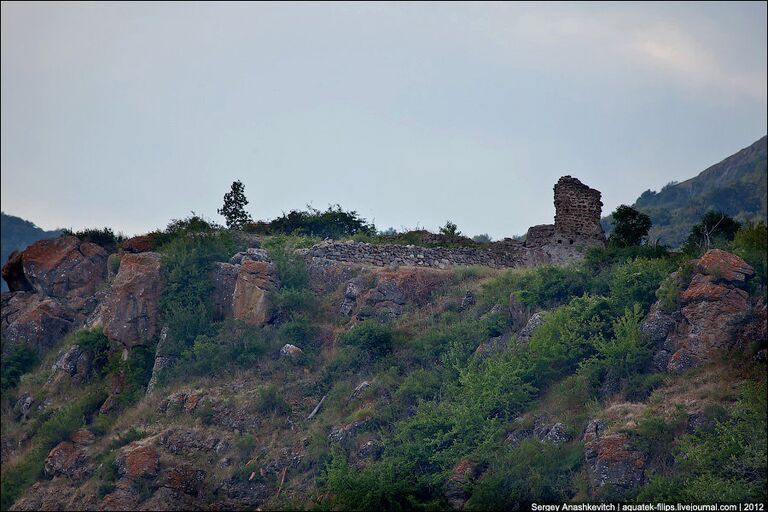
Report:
552,176,605,247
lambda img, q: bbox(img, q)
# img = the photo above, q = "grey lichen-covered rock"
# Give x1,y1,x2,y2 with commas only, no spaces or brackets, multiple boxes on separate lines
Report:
279,344,303,360
340,277,367,316
47,344,93,385
518,311,546,342
459,290,476,311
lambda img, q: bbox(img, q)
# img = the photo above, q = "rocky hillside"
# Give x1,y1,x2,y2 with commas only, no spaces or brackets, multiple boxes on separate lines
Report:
1,219,766,510
604,136,767,247
0,213,62,292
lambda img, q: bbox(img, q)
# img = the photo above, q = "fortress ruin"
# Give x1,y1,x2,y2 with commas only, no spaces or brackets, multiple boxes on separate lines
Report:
302,176,606,269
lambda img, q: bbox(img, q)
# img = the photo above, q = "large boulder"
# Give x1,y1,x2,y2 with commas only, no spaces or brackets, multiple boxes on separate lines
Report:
116,440,160,479
20,236,107,305
1,250,32,291
44,441,89,480
1,292,76,355
46,344,93,386
232,260,279,326
648,250,756,373
101,252,163,348
583,419,645,497
120,234,158,253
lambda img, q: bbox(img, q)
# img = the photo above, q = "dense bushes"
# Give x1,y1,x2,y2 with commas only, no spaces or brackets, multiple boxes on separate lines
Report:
179,321,270,376
338,321,393,358
1,343,37,391
0,387,107,510
261,204,375,239
157,217,235,356
733,221,768,287
635,381,767,503
62,227,125,252
466,441,583,510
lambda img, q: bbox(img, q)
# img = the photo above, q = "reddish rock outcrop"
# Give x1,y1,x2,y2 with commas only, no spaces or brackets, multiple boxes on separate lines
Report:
120,234,158,253
21,236,107,304
117,442,160,479
44,441,89,480
1,292,76,354
232,260,279,326
101,252,163,348
583,419,645,496
645,250,756,373
1,250,33,291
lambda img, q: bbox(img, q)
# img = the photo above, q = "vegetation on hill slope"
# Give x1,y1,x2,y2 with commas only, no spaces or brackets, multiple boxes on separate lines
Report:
603,136,767,248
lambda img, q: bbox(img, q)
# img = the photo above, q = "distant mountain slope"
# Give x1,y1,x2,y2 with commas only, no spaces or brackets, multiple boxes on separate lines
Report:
1,212,62,291
605,136,767,248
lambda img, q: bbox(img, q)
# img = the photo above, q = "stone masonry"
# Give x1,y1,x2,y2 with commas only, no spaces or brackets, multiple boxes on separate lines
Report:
302,176,606,269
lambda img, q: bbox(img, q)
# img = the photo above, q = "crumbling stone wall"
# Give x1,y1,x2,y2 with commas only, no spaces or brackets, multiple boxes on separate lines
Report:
301,176,605,269
300,240,535,269
552,176,605,246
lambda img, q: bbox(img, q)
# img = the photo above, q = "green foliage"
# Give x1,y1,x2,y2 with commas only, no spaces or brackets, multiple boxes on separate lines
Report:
268,204,375,239
608,205,652,247
103,346,155,408
466,441,583,510
439,220,461,238
608,258,676,312
72,328,111,377
394,368,444,408
255,385,291,416
157,220,235,356
262,235,317,288
636,381,767,503
1,343,37,391
733,221,768,287
682,210,741,256
62,226,125,252
0,388,108,509
321,449,420,511
217,180,253,229
479,266,589,311
590,305,651,379
338,321,393,358
178,321,269,376
524,295,614,388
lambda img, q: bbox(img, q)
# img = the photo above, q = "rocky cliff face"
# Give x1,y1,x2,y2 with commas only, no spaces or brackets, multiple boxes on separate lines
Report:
1,229,764,510
642,249,761,373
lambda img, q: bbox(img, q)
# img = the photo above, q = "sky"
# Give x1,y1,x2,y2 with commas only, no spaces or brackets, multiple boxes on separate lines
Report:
1,1,766,239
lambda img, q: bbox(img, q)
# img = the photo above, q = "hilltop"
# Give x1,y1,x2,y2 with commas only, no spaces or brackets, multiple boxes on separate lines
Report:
604,136,767,248
1,175,766,511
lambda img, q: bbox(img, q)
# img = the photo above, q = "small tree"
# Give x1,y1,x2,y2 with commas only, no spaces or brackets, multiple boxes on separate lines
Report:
217,180,253,230
608,205,652,247
439,220,461,238
683,211,741,256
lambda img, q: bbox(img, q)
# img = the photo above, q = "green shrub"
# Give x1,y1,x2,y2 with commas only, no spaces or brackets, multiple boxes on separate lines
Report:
158,224,235,356
72,328,111,377
682,211,741,256
62,227,125,252
268,204,375,239
466,440,583,510
1,343,37,391
338,321,393,358
178,321,269,376
624,372,666,402
524,295,614,388
255,386,291,416
480,265,589,311
609,258,676,312
733,221,767,288
394,369,444,408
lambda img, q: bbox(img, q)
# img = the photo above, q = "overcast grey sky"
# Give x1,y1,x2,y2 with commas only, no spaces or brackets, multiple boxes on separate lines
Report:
2,1,766,239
